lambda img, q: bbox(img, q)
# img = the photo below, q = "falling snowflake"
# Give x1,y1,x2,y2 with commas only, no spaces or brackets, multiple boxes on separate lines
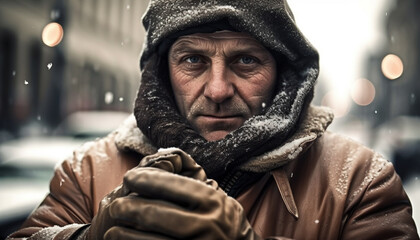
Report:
24,80,29,85
105,92,114,104
126,5,130,10
50,9,60,20
47,63,53,70
315,220,320,224
12,71,16,76
119,97,124,102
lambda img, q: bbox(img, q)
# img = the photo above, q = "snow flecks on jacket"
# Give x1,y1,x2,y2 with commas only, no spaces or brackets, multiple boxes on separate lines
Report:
72,141,96,177
28,224,82,239
352,153,391,199
335,148,355,196
60,178,65,187
265,135,310,160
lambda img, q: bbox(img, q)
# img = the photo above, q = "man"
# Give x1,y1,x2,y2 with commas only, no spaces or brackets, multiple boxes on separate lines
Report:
8,0,419,239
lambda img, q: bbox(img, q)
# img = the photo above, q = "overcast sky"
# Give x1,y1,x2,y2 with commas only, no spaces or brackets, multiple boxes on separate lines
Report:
288,0,394,91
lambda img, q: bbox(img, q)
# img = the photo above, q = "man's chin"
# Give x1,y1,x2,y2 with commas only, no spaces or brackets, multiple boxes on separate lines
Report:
192,116,244,141
202,130,231,142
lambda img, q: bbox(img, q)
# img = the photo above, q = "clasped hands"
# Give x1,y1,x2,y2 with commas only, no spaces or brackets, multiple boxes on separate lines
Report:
81,148,259,240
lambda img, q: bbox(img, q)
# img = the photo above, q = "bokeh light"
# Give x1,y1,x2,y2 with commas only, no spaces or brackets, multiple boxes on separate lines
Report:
321,90,351,118
41,22,64,47
351,78,376,106
381,54,404,80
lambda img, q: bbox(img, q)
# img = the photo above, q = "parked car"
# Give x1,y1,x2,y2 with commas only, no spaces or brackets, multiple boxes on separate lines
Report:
54,110,131,139
0,136,83,237
0,110,130,238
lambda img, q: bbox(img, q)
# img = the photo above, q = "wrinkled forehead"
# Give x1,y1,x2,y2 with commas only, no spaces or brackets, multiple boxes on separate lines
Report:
172,30,266,49
178,30,255,40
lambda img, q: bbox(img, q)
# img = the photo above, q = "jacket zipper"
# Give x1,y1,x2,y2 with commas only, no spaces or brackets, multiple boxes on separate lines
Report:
219,171,243,196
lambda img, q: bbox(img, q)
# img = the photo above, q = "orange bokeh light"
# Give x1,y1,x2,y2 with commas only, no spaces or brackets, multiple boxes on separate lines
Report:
350,78,376,106
42,22,64,47
381,54,403,80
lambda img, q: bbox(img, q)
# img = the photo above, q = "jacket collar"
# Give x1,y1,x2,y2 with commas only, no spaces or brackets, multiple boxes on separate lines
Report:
114,116,157,156
114,105,333,172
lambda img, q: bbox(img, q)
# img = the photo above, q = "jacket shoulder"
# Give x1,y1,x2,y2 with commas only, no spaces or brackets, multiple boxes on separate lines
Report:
314,131,388,169
314,131,392,194
291,131,418,239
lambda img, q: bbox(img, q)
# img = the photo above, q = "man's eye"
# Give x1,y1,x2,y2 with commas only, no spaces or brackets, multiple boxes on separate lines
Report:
238,56,256,64
185,56,201,64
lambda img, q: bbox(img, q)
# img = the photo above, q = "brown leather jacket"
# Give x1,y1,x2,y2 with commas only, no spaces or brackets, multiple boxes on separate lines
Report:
7,106,419,239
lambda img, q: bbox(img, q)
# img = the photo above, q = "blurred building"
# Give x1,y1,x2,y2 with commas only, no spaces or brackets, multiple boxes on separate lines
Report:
0,0,149,139
357,0,420,126
385,0,420,117
355,0,420,181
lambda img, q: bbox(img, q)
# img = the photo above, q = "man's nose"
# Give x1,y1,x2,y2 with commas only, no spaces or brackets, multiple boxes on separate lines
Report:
203,63,235,103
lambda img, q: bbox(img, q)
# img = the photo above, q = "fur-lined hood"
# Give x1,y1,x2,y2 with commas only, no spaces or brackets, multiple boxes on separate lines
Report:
117,105,333,173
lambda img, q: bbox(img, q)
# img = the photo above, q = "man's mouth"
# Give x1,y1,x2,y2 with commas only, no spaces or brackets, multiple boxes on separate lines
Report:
196,115,244,127
198,114,242,120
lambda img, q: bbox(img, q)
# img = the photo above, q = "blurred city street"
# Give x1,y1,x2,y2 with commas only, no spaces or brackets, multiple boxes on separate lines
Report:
1,0,419,237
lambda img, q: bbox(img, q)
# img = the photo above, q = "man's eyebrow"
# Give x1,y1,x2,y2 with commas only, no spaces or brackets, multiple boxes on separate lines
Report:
169,40,210,57
227,46,268,56
169,38,270,59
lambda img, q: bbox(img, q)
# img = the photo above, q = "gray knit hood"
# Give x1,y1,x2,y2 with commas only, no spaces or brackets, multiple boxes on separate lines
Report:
139,0,318,70
134,0,321,184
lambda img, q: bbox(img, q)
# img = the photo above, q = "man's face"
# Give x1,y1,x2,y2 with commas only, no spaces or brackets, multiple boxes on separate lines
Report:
168,31,277,141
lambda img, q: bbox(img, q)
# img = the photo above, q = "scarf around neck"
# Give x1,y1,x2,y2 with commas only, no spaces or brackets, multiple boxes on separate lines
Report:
134,53,318,182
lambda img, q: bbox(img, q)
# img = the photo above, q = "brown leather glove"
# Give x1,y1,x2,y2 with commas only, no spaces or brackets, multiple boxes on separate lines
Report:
77,148,261,240
104,167,260,240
